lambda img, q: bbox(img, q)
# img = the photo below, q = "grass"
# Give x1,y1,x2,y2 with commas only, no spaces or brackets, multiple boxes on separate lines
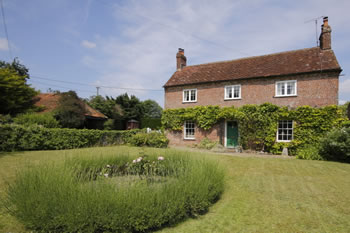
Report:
0,147,224,232
1,146,350,232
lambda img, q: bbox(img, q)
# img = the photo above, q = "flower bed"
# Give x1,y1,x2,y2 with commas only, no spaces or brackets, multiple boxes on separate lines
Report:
4,151,225,232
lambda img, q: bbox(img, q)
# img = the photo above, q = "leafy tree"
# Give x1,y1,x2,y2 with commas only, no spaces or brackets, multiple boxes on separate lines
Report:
86,93,162,130
87,95,116,118
0,59,38,115
115,93,143,121
141,99,162,118
54,91,85,128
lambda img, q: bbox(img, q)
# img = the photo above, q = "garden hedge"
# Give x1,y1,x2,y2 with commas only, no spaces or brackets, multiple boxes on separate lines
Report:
0,124,141,151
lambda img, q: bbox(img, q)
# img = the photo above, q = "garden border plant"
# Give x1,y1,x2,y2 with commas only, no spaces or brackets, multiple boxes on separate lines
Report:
3,150,225,233
162,103,349,155
0,124,142,151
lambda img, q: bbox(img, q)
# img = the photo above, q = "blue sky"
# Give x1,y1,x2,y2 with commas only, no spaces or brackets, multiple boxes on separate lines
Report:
0,0,349,107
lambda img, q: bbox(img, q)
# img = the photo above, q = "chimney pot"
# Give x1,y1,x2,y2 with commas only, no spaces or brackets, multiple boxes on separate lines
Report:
323,16,329,26
319,16,331,50
176,48,187,71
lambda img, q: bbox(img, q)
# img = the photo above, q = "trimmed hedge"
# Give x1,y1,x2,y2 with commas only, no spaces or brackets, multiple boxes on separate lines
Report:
0,124,141,151
140,117,162,129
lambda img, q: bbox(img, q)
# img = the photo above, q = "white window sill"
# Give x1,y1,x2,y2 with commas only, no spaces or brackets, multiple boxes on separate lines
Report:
224,98,242,101
274,95,297,98
276,140,292,143
183,101,197,103
184,137,196,140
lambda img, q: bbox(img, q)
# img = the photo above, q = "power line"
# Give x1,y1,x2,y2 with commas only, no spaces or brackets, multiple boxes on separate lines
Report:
0,0,13,60
99,0,250,56
31,75,163,91
29,80,96,94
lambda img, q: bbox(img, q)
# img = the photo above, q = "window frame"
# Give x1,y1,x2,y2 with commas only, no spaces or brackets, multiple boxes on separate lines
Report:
183,89,197,103
275,80,297,97
224,84,241,100
276,120,294,142
184,121,195,140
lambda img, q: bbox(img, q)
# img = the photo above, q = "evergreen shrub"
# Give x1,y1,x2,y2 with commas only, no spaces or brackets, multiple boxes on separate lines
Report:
129,131,169,148
13,112,60,128
140,117,162,129
0,124,140,151
319,128,350,162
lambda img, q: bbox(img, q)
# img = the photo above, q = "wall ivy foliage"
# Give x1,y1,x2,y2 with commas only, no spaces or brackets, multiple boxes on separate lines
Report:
162,103,349,154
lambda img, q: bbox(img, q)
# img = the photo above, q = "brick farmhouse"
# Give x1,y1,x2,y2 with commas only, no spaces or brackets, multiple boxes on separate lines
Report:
163,17,342,148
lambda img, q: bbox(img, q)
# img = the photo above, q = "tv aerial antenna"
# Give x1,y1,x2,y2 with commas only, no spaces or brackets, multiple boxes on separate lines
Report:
305,16,325,47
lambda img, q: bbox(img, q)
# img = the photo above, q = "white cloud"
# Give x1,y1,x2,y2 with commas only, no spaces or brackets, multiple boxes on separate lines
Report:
339,100,347,105
81,40,96,49
0,38,9,51
340,78,350,94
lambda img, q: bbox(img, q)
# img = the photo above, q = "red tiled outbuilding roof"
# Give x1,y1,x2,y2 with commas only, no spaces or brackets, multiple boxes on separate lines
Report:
34,93,107,119
164,47,341,87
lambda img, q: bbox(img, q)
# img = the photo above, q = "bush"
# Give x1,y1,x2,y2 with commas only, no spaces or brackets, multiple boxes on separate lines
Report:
296,145,323,160
4,151,225,232
319,128,350,162
140,117,162,129
0,124,141,151
129,132,169,148
13,112,60,128
0,114,12,124
195,138,218,150
54,91,85,128
103,119,114,130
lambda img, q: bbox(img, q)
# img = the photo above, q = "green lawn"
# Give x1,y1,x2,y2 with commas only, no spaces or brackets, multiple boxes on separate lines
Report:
1,146,350,233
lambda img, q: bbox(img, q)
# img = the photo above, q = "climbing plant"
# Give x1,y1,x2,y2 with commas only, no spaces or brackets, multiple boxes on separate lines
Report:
162,103,348,154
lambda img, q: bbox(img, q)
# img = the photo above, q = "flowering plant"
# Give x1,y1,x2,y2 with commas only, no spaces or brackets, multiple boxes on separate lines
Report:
97,154,166,180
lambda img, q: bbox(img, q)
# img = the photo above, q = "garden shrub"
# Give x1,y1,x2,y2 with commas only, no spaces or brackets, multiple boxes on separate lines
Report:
129,131,169,148
140,117,162,129
4,151,225,232
13,112,60,128
296,144,323,160
0,114,12,124
54,91,86,128
195,137,218,150
103,118,114,130
319,128,350,162
0,124,141,151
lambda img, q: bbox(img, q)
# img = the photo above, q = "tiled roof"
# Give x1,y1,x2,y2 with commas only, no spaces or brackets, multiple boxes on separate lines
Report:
34,93,107,119
164,47,341,87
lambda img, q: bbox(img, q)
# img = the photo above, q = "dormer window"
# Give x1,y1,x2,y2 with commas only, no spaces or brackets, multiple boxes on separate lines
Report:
183,89,197,102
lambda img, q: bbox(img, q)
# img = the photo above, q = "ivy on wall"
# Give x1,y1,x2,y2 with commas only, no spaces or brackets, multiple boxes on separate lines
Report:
162,103,349,154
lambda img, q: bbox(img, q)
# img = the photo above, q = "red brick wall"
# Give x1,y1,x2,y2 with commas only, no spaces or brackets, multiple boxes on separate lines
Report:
166,122,223,146
164,72,339,109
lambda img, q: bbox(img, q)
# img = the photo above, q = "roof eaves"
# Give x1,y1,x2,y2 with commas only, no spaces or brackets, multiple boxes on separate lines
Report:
163,68,342,88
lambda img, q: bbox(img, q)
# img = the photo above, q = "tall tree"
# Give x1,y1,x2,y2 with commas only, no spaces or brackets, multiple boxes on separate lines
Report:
141,99,162,118
115,93,144,121
0,59,38,115
54,91,85,128
87,95,116,118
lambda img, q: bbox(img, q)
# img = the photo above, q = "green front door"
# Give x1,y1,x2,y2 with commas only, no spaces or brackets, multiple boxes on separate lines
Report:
227,121,238,147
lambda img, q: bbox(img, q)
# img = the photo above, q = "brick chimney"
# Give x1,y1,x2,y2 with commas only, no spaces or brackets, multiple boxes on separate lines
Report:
176,48,187,71
319,16,331,50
